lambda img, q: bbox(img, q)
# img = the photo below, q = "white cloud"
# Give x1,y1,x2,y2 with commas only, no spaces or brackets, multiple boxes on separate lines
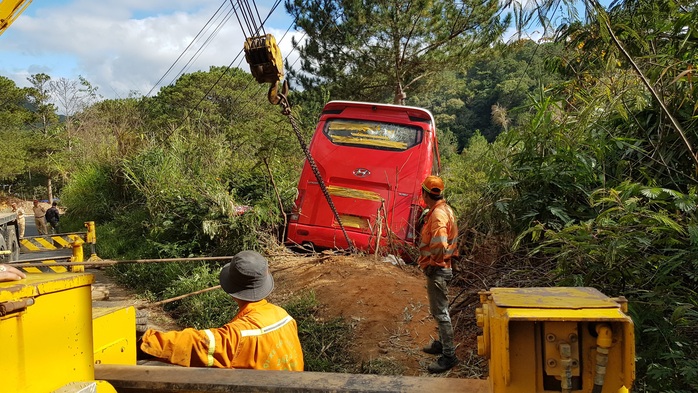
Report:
0,0,302,99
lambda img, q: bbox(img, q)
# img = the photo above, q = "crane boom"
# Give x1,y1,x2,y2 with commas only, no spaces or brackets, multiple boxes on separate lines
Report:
0,0,32,36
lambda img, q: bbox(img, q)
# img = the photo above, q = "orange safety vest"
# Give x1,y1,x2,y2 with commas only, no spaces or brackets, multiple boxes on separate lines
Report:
141,299,304,371
418,199,458,270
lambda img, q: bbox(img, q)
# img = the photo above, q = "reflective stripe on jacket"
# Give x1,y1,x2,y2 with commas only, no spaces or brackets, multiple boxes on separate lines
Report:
140,299,304,371
418,199,458,270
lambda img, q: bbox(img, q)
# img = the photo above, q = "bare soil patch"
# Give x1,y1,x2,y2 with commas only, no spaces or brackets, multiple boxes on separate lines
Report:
267,251,482,377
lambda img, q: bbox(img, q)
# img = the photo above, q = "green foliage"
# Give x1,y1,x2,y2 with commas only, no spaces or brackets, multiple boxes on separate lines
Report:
458,41,566,145
284,291,356,373
285,0,507,102
471,3,698,390
0,76,32,129
0,129,29,180
445,132,513,246
91,209,154,260
115,130,277,258
488,89,602,232
161,264,237,328
59,164,121,224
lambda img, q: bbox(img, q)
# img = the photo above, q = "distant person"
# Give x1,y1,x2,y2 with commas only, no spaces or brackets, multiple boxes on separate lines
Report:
140,250,305,370
418,175,459,373
46,201,60,234
11,202,26,239
0,264,26,282
32,200,48,235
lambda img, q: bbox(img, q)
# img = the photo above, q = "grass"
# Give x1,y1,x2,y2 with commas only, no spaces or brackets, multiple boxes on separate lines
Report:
284,291,357,373
109,260,406,374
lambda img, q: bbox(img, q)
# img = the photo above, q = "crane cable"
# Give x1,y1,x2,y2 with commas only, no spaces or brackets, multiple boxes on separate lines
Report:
231,0,355,252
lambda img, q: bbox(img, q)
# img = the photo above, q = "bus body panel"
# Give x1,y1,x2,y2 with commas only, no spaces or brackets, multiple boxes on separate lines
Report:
286,101,439,252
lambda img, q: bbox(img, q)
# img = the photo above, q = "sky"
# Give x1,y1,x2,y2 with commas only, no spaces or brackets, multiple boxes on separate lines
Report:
0,0,608,101
0,0,301,100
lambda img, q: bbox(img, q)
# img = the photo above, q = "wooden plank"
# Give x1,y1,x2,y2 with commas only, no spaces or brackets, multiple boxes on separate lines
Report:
95,364,490,393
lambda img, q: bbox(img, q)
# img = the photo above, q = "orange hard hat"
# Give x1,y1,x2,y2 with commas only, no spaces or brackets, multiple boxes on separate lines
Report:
422,175,444,195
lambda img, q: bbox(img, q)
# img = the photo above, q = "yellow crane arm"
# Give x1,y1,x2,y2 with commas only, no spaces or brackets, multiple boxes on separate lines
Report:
0,0,32,36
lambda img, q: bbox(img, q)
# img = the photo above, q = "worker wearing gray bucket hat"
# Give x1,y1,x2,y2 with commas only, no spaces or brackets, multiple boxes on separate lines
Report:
140,251,304,370
219,250,274,301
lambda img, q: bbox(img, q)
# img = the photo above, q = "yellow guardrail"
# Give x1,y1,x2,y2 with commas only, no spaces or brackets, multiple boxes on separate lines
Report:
20,234,85,252
15,221,100,273
18,258,70,273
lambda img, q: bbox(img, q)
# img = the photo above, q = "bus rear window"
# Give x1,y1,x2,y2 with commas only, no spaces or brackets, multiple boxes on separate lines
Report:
324,119,423,151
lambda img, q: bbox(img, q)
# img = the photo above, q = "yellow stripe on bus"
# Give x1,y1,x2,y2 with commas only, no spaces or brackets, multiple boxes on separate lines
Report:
327,186,383,202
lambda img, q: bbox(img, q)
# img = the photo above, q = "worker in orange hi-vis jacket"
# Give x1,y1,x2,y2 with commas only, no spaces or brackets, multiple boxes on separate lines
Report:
140,251,304,371
418,175,459,373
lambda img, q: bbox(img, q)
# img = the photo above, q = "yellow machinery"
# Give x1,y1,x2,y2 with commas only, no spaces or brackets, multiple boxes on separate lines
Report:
476,287,635,393
0,273,127,392
2,218,135,392
2,268,634,392
0,0,31,36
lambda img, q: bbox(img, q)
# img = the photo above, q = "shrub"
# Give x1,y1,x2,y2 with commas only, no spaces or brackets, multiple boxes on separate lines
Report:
529,183,698,391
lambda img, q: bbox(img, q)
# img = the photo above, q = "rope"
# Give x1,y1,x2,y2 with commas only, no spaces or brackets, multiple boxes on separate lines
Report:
276,93,355,252
137,285,222,309
11,256,234,268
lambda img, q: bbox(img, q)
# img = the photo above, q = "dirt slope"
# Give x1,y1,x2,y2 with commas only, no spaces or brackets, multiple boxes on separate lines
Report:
267,252,474,377
91,250,483,377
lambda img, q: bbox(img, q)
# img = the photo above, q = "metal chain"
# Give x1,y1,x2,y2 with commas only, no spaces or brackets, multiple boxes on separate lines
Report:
277,93,355,252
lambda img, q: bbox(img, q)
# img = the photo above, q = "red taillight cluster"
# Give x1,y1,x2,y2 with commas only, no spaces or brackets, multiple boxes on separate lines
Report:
406,204,422,242
289,189,305,222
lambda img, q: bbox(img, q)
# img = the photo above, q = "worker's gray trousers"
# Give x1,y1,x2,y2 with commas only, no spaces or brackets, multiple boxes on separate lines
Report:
426,267,455,357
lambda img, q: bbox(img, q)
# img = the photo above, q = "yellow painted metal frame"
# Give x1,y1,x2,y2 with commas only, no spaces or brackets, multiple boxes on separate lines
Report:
93,305,137,365
476,287,635,393
0,0,32,35
1,273,118,392
1,274,95,392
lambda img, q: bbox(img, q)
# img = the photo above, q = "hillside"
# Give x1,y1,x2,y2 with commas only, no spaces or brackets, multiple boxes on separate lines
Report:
266,252,483,377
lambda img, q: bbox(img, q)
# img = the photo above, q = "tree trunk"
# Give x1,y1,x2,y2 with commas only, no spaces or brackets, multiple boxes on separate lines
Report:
393,83,406,105
48,178,53,204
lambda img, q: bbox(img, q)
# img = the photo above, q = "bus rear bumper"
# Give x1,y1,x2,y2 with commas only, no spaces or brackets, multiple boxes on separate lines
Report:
286,223,374,251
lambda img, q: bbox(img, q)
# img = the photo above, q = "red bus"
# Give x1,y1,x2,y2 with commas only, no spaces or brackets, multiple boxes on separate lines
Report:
286,101,440,253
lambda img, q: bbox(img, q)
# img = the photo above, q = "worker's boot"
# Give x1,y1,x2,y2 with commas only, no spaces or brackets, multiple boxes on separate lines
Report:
422,340,443,355
427,354,459,373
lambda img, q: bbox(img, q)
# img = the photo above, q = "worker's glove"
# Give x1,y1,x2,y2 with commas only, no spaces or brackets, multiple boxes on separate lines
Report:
136,309,149,337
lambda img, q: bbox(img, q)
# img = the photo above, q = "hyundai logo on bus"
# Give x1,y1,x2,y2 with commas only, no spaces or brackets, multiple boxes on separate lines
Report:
353,168,371,177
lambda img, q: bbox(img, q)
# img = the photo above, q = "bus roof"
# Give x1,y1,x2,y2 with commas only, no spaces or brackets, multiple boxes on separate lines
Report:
322,101,436,125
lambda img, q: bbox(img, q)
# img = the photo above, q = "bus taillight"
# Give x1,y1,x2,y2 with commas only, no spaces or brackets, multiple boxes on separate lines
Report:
406,204,423,242
289,189,305,222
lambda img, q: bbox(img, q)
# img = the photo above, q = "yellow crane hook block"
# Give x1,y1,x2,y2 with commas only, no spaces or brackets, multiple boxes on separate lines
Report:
244,34,284,84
